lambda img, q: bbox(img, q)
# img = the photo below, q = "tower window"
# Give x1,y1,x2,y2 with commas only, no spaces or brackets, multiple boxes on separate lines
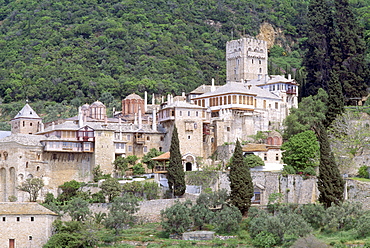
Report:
31,217,34,221
30,123,32,126
16,217,20,222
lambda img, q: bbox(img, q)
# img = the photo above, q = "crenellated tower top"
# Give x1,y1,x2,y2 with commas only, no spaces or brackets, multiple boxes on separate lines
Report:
226,37,268,82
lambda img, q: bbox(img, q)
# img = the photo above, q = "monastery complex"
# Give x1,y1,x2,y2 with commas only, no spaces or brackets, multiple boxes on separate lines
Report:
0,37,299,202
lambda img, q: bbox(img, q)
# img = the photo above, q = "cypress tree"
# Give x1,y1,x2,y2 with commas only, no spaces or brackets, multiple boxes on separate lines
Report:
334,0,368,103
301,0,335,98
167,125,186,197
316,122,345,208
229,139,254,216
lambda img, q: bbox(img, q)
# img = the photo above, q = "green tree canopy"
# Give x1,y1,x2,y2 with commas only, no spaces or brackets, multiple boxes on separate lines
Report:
244,154,265,168
17,178,44,202
100,177,122,202
104,193,139,235
64,197,91,222
142,148,164,173
281,130,319,173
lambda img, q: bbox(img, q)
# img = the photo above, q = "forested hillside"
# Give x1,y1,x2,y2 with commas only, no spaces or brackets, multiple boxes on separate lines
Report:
0,0,369,105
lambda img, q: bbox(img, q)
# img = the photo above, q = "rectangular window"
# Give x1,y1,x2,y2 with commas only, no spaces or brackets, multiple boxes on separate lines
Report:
16,217,20,222
143,146,148,153
2,217,5,221
264,153,267,161
31,217,34,222
128,146,132,152
127,135,131,141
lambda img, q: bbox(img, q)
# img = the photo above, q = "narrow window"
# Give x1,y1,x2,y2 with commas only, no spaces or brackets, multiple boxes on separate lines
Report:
2,217,5,221
16,217,20,222
264,153,267,161
29,236,33,241
276,154,279,161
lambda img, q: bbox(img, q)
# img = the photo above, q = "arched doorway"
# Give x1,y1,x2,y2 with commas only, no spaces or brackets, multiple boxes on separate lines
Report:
186,162,192,171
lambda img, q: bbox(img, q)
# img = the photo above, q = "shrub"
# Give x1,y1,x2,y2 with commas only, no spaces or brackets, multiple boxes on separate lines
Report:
282,164,296,176
355,213,370,238
295,204,325,229
160,200,192,235
358,165,369,178
323,202,364,231
303,166,316,176
212,205,242,234
252,231,278,248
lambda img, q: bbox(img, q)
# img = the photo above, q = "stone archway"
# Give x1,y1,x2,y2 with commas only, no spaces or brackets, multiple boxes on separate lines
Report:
184,154,195,171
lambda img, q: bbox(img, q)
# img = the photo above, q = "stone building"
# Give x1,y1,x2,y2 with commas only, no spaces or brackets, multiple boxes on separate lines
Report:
0,202,57,247
11,103,43,135
226,37,268,81
0,36,298,202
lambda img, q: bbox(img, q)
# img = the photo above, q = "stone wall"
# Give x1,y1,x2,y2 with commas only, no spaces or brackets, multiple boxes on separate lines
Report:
211,171,318,205
89,195,197,223
346,179,370,209
85,174,370,224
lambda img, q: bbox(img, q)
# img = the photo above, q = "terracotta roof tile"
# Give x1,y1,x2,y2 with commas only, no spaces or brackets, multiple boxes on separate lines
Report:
0,203,58,215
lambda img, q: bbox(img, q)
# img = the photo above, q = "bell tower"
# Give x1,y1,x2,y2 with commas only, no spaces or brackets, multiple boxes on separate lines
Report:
11,103,42,135
226,37,268,82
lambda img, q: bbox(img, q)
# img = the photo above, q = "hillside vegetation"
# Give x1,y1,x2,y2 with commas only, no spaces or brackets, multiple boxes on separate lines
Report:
0,0,369,117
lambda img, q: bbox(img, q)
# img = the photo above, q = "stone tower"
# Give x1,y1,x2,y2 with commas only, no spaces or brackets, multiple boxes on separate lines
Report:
11,103,42,134
226,37,268,82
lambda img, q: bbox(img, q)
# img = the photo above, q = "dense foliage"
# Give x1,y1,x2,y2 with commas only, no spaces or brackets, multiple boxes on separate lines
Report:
161,191,242,235
248,201,367,247
1,0,368,105
281,130,319,174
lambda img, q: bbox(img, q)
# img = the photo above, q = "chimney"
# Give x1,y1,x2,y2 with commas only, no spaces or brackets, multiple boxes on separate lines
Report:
40,122,44,132
138,107,142,129
144,91,148,112
161,96,164,103
134,113,137,125
211,78,216,92
265,74,268,84
288,74,291,80
152,93,155,105
152,108,157,131
258,74,261,81
52,122,55,130
78,106,83,128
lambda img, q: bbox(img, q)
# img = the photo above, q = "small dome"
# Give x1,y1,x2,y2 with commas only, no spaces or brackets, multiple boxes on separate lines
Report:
90,100,105,107
125,93,143,100
268,130,282,138
81,104,90,110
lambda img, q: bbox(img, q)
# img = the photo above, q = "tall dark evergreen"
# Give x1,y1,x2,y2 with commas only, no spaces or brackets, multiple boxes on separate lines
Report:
167,125,186,197
229,139,254,216
301,0,335,98
334,0,368,102
316,122,345,208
